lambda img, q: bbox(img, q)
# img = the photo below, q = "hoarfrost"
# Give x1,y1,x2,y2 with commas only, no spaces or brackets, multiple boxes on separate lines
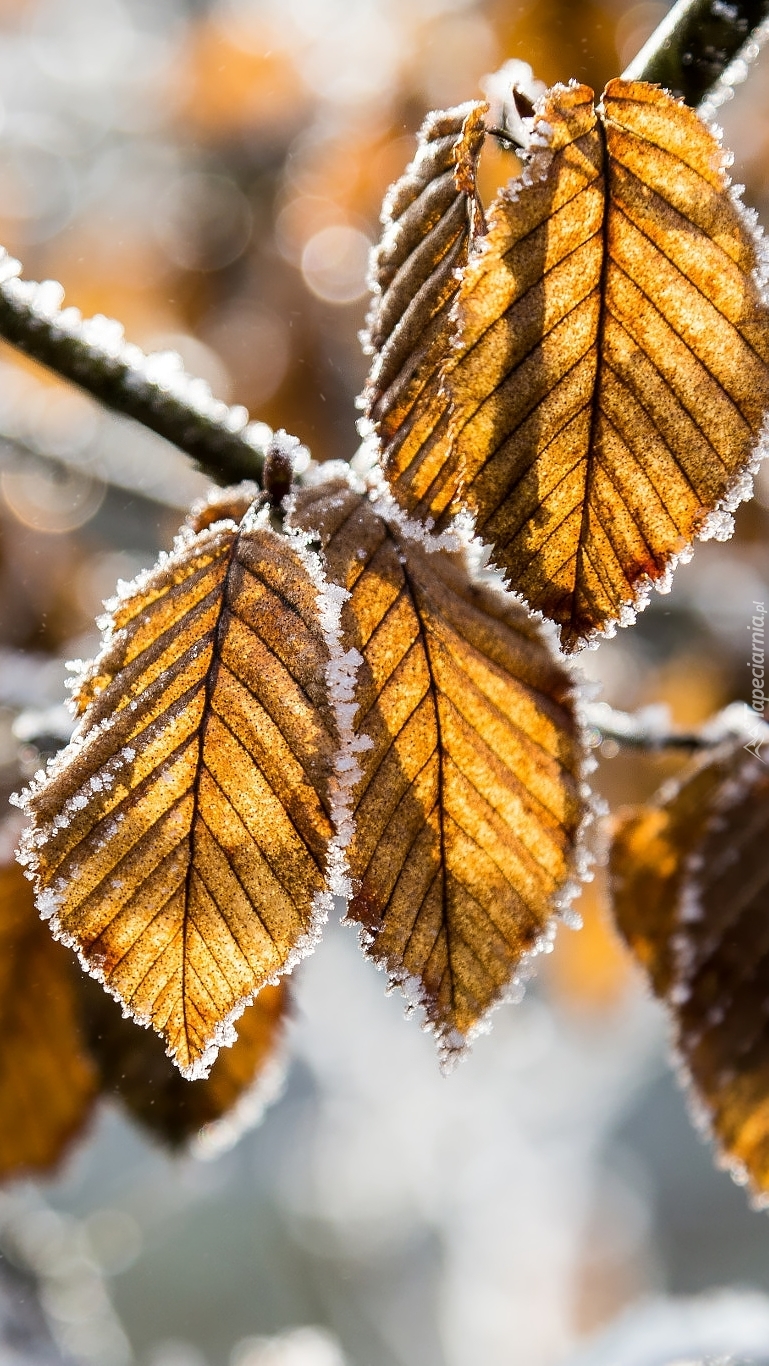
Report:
283,502,371,911
35,888,61,923
365,469,468,555
268,427,311,474
480,59,547,152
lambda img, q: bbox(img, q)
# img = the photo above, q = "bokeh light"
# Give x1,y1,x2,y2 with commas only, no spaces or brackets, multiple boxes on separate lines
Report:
0,3,768,1366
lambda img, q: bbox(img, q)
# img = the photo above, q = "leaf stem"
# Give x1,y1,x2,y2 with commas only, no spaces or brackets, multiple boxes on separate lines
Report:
0,255,269,488
625,0,769,109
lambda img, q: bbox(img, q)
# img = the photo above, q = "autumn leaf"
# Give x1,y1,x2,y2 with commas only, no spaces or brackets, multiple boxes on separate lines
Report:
79,972,287,1150
609,741,769,1199
0,842,97,1180
17,496,339,1077
375,79,769,651
362,100,487,459
290,473,587,1060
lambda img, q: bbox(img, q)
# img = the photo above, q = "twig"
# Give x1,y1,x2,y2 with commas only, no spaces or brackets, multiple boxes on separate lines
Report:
625,0,769,110
0,4,766,487
585,701,769,753
0,254,271,488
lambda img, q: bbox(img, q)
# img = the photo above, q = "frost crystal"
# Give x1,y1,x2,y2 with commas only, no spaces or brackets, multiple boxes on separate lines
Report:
282,507,371,946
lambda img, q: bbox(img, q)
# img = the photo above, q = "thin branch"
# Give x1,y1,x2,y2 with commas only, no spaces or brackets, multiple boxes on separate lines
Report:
0,4,766,487
625,0,769,110
585,701,769,754
0,254,273,488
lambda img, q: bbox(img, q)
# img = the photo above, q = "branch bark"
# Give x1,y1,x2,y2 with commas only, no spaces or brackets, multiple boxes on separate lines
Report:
0,261,269,488
585,701,769,753
0,3,765,485
625,0,769,108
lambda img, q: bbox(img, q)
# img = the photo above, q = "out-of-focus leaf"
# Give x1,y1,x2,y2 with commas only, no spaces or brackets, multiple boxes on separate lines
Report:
609,748,733,995
0,848,288,1172
542,872,632,1012
362,101,486,462
609,742,769,1198
0,851,96,1180
79,972,288,1149
377,79,769,651
290,474,586,1061
18,505,338,1077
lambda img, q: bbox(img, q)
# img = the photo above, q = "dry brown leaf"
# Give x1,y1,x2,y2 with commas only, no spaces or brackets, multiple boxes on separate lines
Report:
362,101,486,458
18,504,338,1077
79,973,287,1149
377,79,769,652
609,741,769,1198
0,846,96,1180
290,474,586,1059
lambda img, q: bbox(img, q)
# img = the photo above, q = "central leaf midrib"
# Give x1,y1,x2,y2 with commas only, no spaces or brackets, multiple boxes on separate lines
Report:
180,529,242,1058
570,112,611,639
398,547,456,1013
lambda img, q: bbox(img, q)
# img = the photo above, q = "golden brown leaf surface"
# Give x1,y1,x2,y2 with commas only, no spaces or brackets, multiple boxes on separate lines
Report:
79,973,287,1148
380,79,769,651
290,475,585,1057
609,743,769,1198
0,853,96,1180
19,510,337,1077
363,101,486,459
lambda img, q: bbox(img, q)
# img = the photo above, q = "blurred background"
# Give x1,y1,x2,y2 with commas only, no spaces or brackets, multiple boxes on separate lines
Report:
1,1,769,1364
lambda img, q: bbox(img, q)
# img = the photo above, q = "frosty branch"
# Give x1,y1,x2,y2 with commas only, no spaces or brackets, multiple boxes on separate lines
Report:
0,253,268,488
627,0,769,108
585,702,769,752
0,3,764,494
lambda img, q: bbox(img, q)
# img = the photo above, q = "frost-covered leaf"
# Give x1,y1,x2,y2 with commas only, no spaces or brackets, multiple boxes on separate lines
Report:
376,79,769,652
609,742,769,1199
79,973,288,1149
17,501,338,1077
290,474,587,1061
0,845,96,1180
362,100,486,458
